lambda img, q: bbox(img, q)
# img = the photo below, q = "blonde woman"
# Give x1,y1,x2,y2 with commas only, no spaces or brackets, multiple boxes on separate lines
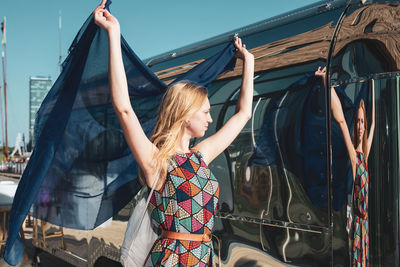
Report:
316,67,374,266
93,1,254,266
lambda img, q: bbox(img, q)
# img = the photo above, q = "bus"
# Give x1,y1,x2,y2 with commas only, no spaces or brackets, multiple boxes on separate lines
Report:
32,0,400,266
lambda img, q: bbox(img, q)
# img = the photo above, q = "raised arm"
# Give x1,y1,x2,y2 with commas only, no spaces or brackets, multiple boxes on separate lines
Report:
93,1,158,185
194,38,254,164
331,86,357,178
315,66,357,178
366,79,375,160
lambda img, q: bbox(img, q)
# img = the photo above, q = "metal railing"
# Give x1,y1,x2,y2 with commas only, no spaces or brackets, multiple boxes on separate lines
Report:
0,162,27,175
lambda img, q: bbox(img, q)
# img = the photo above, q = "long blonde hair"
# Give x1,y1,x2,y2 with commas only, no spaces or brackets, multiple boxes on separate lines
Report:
139,81,208,186
352,99,368,158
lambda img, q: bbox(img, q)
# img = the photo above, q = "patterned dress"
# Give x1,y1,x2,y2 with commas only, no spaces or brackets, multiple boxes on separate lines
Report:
145,151,219,267
351,151,369,267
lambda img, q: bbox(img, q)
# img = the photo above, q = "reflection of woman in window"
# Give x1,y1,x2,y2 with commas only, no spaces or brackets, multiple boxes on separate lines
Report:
316,67,375,267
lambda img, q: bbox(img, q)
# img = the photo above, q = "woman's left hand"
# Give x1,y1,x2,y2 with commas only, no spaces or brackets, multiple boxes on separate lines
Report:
234,37,254,61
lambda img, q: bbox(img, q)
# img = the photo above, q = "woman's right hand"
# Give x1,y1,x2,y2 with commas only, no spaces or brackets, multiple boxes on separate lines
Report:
315,66,327,89
234,37,254,61
315,66,326,78
93,0,120,34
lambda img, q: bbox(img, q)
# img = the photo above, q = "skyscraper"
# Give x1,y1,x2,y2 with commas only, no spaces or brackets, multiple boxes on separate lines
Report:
29,76,51,147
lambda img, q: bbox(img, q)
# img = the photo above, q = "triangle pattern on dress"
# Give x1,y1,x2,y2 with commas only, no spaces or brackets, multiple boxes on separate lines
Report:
202,191,212,205
170,164,186,177
165,201,174,216
190,159,200,173
210,180,219,194
178,242,188,254
165,214,173,229
167,180,176,196
189,176,201,188
151,251,162,263
200,252,209,264
189,240,201,250
193,209,204,224
154,192,162,206
192,216,203,232
177,181,191,196
167,239,177,251
190,181,202,196
189,153,200,165
176,188,191,202
188,252,199,266
179,249,189,266
170,252,179,266
175,155,188,166
180,240,190,250
197,172,208,188
192,196,203,211
178,205,191,219
200,244,209,259
157,202,164,212
170,174,186,188
178,198,192,214
153,240,163,252
181,160,195,174
203,208,213,224
180,217,192,232
191,245,202,260
182,167,195,179
205,216,214,232
149,202,155,211
203,180,214,195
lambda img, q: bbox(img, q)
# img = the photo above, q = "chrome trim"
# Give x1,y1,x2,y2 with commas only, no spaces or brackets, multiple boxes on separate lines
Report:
217,213,328,234
251,97,262,147
331,72,400,87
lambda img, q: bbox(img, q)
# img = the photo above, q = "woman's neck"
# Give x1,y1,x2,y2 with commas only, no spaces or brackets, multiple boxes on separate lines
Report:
176,131,192,153
356,141,363,153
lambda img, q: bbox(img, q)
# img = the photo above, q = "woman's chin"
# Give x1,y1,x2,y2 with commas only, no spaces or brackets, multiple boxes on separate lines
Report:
195,131,206,138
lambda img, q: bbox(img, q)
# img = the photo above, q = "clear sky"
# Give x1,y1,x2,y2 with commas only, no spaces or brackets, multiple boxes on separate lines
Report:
0,0,319,146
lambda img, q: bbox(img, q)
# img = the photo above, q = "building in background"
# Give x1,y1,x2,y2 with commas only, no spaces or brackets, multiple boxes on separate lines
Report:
29,76,51,148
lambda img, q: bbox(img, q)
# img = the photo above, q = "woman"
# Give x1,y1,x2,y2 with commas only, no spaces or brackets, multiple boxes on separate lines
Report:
93,1,254,266
316,67,375,266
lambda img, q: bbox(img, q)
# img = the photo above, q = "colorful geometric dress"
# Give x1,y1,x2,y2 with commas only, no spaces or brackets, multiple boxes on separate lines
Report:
144,151,220,267
351,151,369,267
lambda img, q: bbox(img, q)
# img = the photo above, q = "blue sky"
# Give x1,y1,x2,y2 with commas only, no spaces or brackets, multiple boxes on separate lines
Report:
0,0,318,146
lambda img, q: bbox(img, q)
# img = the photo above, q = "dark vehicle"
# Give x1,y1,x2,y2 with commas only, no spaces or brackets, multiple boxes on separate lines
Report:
33,0,400,266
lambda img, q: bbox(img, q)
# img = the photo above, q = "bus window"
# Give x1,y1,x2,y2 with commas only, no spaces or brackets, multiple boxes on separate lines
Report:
209,78,242,105
331,76,400,266
219,74,331,228
252,95,329,228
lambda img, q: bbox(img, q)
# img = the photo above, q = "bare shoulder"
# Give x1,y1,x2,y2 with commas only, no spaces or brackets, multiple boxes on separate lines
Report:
191,144,210,164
